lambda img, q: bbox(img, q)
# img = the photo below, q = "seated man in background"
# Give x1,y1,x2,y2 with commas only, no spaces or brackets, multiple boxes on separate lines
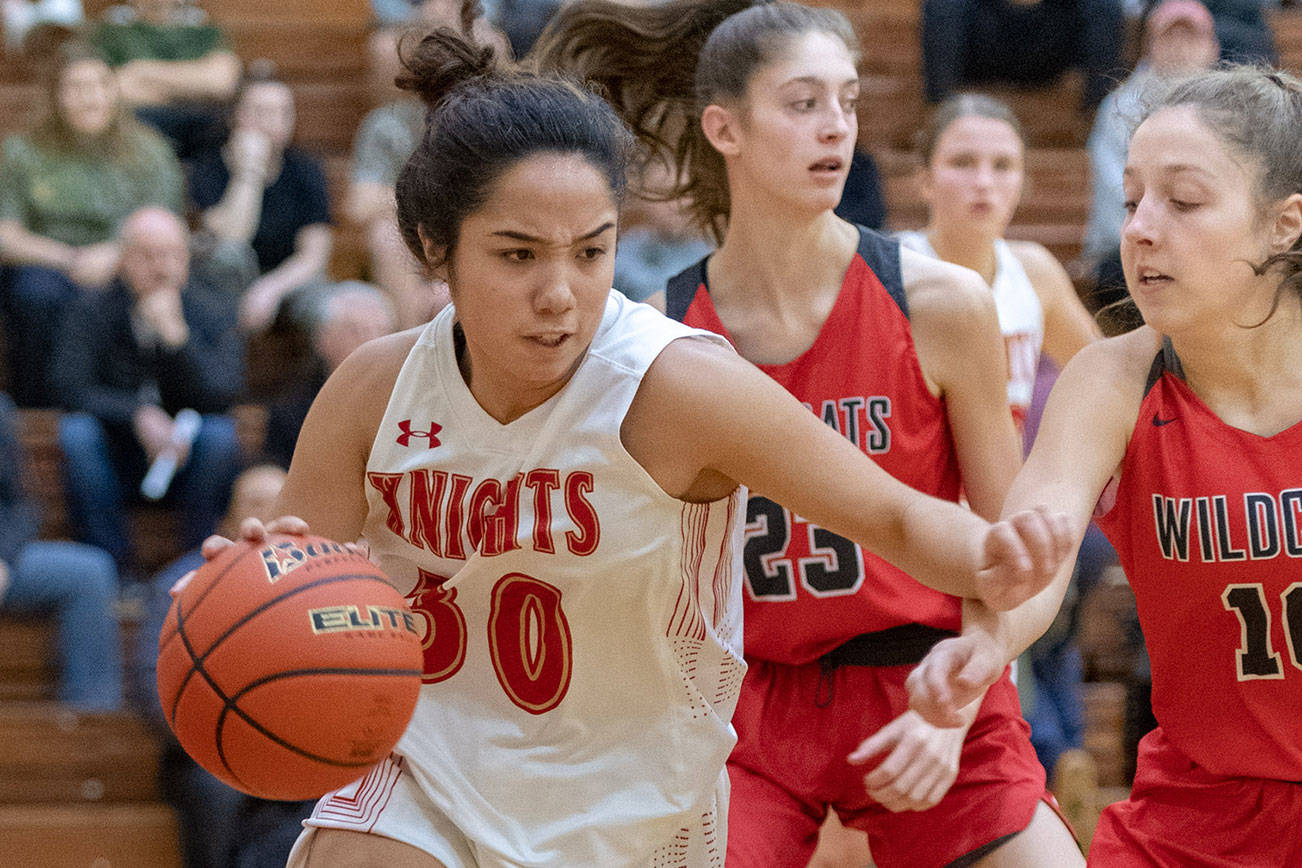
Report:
261,280,397,468
133,463,315,868
53,207,243,579
190,69,332,334
90,0,241,159
0,391,122,712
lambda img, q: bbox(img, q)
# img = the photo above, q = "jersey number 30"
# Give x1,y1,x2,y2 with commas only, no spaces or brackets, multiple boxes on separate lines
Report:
407,569,573,714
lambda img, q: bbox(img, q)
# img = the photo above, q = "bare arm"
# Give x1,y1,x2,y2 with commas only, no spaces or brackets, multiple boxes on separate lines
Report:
624,337,1071,610
343,180,395,227
274,329,421,541
0,219,76,270
116,51,241,105
1011,240,1101,368
239,224,333,332
200,133,273,243
904,249,1023,520
907,330,1154,723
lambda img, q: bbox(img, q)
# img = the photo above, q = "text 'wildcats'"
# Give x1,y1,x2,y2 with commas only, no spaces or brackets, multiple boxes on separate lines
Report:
367,468,600,559
1152,489,1302,562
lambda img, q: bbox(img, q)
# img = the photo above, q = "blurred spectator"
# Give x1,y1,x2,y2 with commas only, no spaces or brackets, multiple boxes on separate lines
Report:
1082,0,1219,313
262,281,397,468
345,88,451,328
1,0,81,53
90,0,241,159
613,161,712,304
921,0,1125,112
0,391,123,711
52,207,242,577
1199,0,1277,63
133,463,314,868
352,3,502,328
189,70,333,333
0,40,184,407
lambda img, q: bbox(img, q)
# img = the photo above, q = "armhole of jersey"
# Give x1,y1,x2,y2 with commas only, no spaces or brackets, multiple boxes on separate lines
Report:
665,258,708,324
854,224,908,319
1143,336,1186,395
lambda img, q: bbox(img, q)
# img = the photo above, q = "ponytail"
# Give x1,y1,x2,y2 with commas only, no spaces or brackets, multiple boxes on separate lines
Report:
534,0,858,243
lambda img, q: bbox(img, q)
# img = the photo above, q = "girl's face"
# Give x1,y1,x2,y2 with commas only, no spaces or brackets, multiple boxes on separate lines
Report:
720,30,860,215
921,114,1024,238
438,152,618,421
1121,105,1290,334
58,59,118,138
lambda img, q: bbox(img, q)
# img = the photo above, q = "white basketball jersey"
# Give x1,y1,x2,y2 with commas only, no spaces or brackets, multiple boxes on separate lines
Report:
897,232,1045,430
359,292,746,866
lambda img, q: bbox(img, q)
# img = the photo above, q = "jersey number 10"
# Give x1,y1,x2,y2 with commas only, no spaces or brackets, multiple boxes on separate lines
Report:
1222,582,1302,680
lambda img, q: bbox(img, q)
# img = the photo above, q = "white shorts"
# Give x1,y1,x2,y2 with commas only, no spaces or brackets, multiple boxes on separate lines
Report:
286,754,729,867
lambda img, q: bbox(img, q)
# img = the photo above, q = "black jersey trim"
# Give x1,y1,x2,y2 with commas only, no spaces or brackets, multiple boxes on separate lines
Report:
665,258,708,323
854,224,908,319
1144,335,1188,395
662,225,907,324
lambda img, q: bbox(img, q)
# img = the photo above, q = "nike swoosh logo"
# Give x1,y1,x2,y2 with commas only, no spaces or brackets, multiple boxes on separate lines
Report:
1152,414,1177,427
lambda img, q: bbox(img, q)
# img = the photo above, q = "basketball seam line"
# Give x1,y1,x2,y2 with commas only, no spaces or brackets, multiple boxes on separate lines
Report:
169,572,400,789
168,570,395,725
215,667,422,771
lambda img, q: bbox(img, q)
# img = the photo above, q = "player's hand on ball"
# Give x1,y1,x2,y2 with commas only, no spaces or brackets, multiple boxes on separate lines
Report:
973,507,1071,611
906,634,1005,728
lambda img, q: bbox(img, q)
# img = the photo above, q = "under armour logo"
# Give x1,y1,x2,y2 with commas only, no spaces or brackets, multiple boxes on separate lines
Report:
397,420,442,448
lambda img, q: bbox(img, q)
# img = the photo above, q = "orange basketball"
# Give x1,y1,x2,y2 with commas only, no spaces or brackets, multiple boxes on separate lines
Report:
157,533,423,801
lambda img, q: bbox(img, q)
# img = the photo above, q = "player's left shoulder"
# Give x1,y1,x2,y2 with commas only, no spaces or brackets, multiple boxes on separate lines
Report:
1006,239,1068,285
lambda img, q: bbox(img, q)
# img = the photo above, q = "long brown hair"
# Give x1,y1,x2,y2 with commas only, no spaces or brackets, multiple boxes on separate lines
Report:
31,40,142,160
533,0,859,244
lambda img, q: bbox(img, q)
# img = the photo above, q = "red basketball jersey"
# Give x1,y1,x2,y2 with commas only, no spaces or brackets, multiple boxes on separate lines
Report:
666,226,964,665
1095,342,1302,780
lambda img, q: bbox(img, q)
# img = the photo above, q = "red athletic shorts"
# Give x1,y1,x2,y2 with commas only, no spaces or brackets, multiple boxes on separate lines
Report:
1090,727,1302,867
726,657,1054,868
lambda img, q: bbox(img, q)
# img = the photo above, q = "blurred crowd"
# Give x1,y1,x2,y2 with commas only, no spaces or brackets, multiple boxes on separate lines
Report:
0,0,1291,865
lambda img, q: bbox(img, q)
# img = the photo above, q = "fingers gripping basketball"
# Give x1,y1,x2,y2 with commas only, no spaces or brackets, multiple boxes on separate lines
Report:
157,534,423,801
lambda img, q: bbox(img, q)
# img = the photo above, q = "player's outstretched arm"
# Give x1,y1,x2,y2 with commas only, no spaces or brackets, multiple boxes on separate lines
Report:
273,328,422,543
907,332,1151,726
626,336,1072,611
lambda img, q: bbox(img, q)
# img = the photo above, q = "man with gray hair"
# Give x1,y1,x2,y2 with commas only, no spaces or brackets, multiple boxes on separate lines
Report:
52,207,244,577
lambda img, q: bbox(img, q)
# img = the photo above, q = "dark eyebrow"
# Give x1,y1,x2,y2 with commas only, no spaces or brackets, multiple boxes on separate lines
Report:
1123,163,1213,180
781,75,860,89
490,222,617,244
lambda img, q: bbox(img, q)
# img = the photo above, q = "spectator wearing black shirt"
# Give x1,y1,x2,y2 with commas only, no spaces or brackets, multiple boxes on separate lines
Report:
53,207,243,575
189,71,332,333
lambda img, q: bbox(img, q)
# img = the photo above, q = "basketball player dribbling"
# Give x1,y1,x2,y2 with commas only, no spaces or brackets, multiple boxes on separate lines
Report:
197,19,1074,868
534,2,1085,865
907,66,1302,866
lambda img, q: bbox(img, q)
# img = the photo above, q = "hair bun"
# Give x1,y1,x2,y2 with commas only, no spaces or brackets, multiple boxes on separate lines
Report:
395,28,498,112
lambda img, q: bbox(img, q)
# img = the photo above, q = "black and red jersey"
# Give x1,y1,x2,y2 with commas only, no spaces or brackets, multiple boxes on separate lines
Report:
666,226,964,665
1095,340,1302,780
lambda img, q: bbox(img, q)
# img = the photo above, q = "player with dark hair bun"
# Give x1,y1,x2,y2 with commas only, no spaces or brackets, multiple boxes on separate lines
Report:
192,15,1072,867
